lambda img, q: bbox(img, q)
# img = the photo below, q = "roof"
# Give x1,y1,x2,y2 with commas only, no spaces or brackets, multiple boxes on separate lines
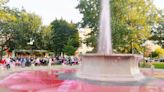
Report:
14,50,48,53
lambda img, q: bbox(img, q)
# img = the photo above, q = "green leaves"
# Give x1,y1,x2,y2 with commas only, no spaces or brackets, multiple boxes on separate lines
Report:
150,11,164,48
51,19,80,56
11,11,42,50
63,38,77,56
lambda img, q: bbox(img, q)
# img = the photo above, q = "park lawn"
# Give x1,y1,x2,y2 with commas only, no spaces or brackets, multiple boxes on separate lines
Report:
139,61,164,69
152,62,164,69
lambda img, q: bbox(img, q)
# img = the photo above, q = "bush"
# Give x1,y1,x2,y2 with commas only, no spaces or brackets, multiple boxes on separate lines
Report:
149,47,164,58
154,48,164,58
151,51,159,58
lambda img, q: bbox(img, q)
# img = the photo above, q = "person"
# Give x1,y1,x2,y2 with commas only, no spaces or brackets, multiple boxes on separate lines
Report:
15,58,21,66
22,57,27,67
5,57,11,69
63,57,67,65
68,57,72,65
0,58,6,65
25,57,31,66
48,57,52,66
73,57,78,65
35,58,40,66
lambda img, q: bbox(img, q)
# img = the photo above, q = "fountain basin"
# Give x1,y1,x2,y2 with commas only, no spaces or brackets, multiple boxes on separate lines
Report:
77,54,145,82
0,66,164,92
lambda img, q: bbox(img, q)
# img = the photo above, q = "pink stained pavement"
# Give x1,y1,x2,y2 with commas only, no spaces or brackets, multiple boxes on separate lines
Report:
0,69,163,92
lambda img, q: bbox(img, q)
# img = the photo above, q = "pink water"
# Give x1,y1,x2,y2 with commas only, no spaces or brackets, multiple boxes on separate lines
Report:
0,69,164,92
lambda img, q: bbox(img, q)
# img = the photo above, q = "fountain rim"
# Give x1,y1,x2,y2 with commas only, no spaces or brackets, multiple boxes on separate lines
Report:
80,53,143,58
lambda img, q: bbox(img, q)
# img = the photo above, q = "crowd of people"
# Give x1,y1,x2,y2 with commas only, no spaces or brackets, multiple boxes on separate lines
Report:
0,56,80,69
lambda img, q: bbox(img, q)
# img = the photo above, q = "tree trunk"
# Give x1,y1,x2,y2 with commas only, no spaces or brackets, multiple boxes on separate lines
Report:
0,46,3,62
130,41,133,54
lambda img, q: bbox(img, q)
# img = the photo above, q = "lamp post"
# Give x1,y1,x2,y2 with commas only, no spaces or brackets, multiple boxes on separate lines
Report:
27,38,34,57
27,38,35,70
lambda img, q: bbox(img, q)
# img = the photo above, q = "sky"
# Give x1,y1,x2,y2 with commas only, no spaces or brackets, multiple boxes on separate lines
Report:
7,0,83,25
6,0,164,25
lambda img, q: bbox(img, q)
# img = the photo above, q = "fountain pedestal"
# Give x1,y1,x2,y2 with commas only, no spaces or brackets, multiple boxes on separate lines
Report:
77,54,145,82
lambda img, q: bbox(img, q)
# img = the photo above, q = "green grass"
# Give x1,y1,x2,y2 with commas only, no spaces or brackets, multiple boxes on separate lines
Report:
139,61,164,69
152,62,164,69
139,61,151,68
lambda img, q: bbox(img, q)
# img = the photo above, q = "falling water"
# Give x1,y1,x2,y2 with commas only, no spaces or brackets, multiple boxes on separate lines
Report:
98,0,112,54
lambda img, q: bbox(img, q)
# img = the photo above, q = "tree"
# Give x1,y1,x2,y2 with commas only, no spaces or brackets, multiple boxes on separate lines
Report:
0,1,52,60
0,6,42,61
0,1,17,60
38,25,53,51
76,0,159,53
10,10,42,50
150,10,164,48
76,0,100,52
118,0,159,53
63,38,77,55
51,19,80,56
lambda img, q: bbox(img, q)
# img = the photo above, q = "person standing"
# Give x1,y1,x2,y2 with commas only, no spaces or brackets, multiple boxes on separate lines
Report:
5,57,11,69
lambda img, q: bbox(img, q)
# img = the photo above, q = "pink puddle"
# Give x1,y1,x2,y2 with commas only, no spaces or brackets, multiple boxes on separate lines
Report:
0,69,164,92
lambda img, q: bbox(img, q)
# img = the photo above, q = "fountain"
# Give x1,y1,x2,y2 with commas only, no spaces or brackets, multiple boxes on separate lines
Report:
77,0,145,81
0,0,164,92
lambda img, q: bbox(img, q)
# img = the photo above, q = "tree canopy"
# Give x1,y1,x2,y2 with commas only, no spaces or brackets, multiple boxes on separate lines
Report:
0,1,43,60
51,19,80,56
10,10,42,50
0,1,17,60
150,10,164,48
